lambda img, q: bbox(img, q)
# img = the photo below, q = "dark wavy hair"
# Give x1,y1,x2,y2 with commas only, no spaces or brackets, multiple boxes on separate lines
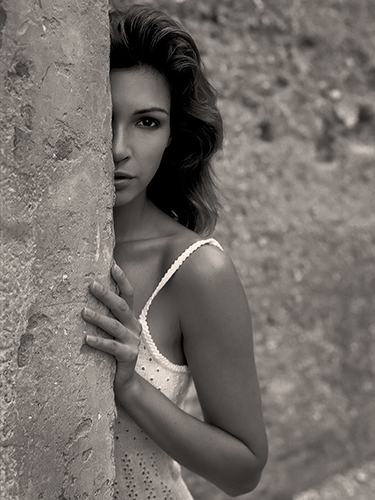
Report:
110,5,223,235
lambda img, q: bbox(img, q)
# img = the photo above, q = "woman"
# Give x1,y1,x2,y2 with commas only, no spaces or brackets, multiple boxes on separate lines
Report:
82,5,268,498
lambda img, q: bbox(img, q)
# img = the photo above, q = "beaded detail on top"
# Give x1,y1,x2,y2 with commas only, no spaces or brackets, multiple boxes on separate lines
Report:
113,239,223,500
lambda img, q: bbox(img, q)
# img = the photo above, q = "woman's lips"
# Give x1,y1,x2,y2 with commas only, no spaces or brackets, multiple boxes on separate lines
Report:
114,174,134,188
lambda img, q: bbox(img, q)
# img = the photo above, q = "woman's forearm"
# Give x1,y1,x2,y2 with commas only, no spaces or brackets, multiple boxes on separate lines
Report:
115,372,265,497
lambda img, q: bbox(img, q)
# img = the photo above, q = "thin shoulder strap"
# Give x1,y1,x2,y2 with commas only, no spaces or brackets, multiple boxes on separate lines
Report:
139,238,223,320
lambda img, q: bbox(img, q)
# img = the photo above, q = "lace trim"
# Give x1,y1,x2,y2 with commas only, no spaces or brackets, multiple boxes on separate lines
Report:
138,238,223,372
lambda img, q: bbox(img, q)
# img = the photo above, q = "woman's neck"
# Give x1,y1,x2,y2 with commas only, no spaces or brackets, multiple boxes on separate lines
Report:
114,195,150,242
114,196,174,243
114,196,184,246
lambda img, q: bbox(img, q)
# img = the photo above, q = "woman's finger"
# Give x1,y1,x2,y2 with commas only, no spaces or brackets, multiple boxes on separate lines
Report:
85,334,137,363
82,307,130,342
88,280,137,328
111,263,134,311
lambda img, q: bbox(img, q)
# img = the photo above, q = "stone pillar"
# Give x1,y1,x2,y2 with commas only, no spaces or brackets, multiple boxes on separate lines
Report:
1,1,116,498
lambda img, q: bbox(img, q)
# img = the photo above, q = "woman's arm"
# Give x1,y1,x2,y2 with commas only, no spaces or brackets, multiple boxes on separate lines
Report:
176,244,268,493
116,371,265,497
83,251,268,496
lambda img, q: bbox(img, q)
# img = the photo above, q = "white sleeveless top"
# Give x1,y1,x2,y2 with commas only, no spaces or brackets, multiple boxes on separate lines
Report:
114,238,223,500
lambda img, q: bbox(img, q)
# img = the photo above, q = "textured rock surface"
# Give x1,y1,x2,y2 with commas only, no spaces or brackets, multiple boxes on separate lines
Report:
1,1,116,498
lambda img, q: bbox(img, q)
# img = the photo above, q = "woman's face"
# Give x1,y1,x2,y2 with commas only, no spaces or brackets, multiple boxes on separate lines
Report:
111,66,171,208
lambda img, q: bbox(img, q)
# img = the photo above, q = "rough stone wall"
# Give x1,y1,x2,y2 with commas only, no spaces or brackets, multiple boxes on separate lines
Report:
1,1,116,498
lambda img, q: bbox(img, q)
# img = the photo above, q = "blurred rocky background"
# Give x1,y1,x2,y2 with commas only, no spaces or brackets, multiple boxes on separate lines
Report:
112,1,375,498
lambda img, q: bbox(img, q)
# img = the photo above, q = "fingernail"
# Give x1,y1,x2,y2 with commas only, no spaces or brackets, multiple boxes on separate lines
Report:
83,307,94,318
86,335,96,344
112,263,121,274
92,281,103,293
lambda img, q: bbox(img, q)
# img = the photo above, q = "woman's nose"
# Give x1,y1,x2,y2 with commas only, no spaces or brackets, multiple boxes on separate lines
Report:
112,124,131,163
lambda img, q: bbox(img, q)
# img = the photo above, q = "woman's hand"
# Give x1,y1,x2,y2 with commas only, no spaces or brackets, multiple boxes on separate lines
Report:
81,263,141,390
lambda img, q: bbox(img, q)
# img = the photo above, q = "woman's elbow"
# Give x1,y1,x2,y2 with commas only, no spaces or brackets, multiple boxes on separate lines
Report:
220,454,268,497
222,471,263,497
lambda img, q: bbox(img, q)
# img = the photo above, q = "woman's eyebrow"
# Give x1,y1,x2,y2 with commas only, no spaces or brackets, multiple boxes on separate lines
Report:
134,107,170,116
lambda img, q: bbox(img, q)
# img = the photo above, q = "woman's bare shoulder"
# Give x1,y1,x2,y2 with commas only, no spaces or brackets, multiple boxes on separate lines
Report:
170,236,241,301
181,234,231,271
151,205,233,285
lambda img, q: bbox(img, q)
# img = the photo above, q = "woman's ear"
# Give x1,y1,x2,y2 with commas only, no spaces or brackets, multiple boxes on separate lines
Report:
167,135,172,147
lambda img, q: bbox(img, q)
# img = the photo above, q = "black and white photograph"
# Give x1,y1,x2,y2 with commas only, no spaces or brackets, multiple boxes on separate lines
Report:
1,1,374,499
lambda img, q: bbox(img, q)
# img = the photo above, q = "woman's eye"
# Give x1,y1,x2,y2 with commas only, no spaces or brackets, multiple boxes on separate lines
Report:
137,117,159,128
